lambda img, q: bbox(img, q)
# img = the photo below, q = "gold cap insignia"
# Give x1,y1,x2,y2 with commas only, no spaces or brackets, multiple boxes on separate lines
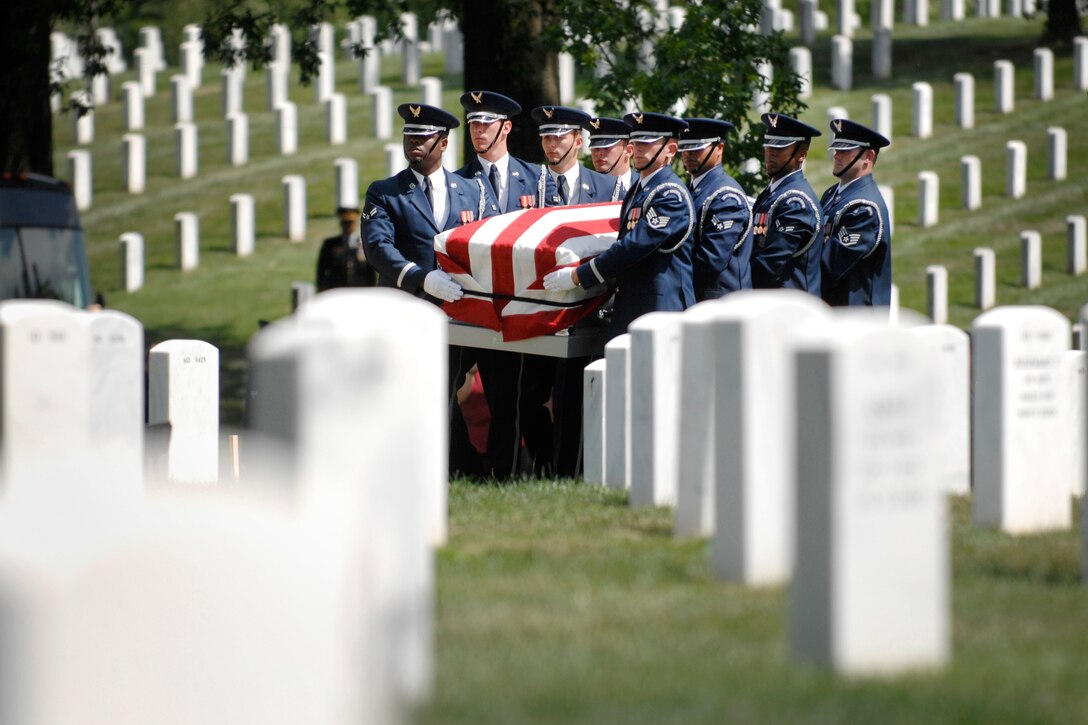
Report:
590,118,600,130
409,105,421,118
832,119,842,133
634,114,644,125
768,114,778,128
471,91,483,104
543,107,554,119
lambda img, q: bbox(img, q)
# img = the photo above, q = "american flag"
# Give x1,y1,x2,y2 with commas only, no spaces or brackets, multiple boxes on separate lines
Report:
435,202,621,341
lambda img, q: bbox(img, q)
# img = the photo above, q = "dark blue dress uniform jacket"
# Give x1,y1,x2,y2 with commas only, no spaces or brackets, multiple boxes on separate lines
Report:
819,174,892,306
575,166,696,338
750,169,822,295
691,165,753,301
360,168,490,301
546,163,622,206
456,156,555,213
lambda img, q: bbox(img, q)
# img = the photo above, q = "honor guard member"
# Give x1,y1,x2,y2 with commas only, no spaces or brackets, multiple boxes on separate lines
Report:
360,102,492,477
679,118,753,300
456,90,555,213
750,113,823,296
316,205,377,292
582,115,639,200
456,91,557,478
820,118,893,306
531,106,619,477
544,112,695,339
531,105,621,205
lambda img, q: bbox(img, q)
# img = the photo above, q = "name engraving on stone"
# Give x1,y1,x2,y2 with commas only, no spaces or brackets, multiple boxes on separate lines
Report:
1013,353,1057,419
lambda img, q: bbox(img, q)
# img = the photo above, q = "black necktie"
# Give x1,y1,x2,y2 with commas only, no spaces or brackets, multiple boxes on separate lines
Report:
558,175,569,205
489,164,501,201
424,176,434,212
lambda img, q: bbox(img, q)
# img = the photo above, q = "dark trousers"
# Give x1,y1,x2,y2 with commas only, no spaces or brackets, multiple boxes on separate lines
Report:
477,350,555,479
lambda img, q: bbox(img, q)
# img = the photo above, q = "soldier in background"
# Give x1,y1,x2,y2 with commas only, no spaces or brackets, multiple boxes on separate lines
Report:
678,117,753,300
819,118,893,307
582,115,638,199
531,105,620,205
316,206,377,292
749,113,823,296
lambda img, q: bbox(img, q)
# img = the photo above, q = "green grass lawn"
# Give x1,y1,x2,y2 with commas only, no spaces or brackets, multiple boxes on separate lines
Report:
422,481,1086,724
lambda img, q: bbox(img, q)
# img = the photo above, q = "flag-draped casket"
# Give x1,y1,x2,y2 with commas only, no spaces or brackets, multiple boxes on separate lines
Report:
435,202,621,341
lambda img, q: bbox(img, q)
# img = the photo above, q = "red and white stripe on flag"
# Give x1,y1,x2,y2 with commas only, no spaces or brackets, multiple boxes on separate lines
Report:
435,202,621,341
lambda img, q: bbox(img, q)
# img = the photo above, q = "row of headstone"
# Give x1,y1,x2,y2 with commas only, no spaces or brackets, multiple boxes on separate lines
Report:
963,215,1088,308
588,293,959,674
0,301,221,494
586,291,1086,669
912,128,1066,221
0,297,436,723
115,153,364,285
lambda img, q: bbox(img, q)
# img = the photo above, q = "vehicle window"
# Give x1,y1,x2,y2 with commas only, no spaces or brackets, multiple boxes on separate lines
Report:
0,227,90,308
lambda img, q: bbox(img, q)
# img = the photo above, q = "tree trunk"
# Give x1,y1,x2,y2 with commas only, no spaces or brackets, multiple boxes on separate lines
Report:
0,2,56,175
460,0,558,164
1044,0,1083,46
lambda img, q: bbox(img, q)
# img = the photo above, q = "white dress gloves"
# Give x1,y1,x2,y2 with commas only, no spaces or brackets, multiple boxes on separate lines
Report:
423,269,463,302
543,268,577,292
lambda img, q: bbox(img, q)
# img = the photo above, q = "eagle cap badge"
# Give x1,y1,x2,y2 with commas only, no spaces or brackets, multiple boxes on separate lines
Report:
590,118,600,130
768,114,778,128
634,114,644,125
832,119,842,133
409,105,421,118
470,91,483,104
543,107,554,119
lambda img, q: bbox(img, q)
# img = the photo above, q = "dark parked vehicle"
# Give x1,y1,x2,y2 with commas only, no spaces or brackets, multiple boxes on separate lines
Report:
0,173,94,308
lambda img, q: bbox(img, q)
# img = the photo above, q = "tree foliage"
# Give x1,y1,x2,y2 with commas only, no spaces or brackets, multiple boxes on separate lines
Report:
547,0,804,189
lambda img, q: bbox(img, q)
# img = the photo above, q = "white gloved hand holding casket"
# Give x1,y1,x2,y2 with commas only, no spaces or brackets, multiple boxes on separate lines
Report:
543,268,577,292
422,269,463,302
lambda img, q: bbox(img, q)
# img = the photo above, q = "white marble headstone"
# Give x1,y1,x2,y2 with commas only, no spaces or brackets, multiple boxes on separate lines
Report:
709,291,829,585
67,150,91,211
326,93,347,145
231,193,255,257
121,133,145,194
283,175,307,242
961,155,981,210
249,291,445,703
1068,215,1087,276
583,359,607,485
909,324,970,495
276,102,298,155
604,334,631,491
1064,350,1086,498
974,247,996,310
628,312,683,508
0,301,91,499
148,339,220,484
791,314,949,675
121,81,144,131
119,232,144,293
371,86,394,139
972,306,1073,533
